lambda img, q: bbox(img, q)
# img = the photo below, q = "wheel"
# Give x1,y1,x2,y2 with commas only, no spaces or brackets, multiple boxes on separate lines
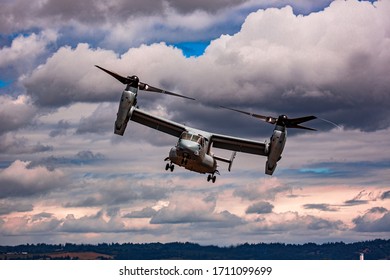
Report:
165,163,170,171
170,164,174,172
212,176,216,183
207,174,211,182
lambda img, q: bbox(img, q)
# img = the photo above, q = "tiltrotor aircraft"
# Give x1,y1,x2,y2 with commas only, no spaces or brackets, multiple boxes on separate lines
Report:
96,65,316,182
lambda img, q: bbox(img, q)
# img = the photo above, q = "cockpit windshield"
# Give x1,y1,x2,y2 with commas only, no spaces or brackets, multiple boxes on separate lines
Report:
180,132,203,145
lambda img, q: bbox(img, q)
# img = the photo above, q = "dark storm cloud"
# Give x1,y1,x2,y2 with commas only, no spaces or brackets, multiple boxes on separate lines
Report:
123,207,157,219
343,190,374,207
0,201,33,215
0,95,37,135
0,0,336,34
150,208,244,226
307,217,344,231
381,191,390,200
76,103,116,134
27,150,105,170
0,135,53,155
49,120,71,137
63,176,173,208
353,207,390,232
344,199,369,206
0,0,163,33
23,1,390,133
0,160,66,199
249,213,345,233
233,180,292,201
246,201,274,214
166,0,247,13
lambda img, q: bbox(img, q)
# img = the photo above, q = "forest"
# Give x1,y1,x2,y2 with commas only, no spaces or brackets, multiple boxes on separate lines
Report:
1,239,389,260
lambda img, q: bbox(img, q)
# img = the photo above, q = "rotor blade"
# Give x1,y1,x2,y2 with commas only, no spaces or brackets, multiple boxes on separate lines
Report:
287,124,317,131
287,115,317,125
95,65,133,84
220,106,277,124
139,82,195,100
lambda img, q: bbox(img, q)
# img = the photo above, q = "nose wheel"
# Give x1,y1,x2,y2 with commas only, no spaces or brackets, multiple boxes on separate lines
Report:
165,162,174,172
207,174,216,183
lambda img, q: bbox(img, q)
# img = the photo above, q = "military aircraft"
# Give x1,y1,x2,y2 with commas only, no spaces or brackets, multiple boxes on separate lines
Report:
95,65,316,181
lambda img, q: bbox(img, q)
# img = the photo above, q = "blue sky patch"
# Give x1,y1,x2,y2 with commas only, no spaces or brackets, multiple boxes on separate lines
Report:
0,80,12,88
172,41,210,58
299,167,333,174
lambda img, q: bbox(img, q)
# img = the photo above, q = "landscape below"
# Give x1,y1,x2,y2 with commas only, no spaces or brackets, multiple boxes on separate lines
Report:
1,239,389,260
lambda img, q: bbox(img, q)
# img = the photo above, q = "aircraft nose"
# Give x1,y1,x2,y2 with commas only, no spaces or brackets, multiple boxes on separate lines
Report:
178,140,200,154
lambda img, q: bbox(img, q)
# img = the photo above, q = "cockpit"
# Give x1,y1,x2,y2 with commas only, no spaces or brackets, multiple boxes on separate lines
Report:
179,132,205,147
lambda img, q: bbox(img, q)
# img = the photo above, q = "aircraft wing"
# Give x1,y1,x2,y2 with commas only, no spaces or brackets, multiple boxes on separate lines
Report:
131,107,267,156
130,108,187,138
210,133,268,156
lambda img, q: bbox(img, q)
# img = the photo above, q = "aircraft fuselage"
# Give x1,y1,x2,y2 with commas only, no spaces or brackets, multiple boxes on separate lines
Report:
168,132,217,174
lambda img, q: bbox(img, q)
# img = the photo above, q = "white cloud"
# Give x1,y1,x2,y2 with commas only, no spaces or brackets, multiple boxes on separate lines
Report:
0,31,57,74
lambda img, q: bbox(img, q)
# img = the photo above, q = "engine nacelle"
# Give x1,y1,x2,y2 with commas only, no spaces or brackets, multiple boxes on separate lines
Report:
114,90,137,135
264,127,286,175
265,160,277,175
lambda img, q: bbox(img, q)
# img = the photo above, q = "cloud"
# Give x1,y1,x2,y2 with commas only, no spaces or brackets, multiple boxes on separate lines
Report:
0,160,66,198
26,150,105,170
0,31,57,69
246,201,274,214
151,193,217,224
0,134,53,155
24,44,119,107
0,95,37,135
21,0,390,132
343,190,375,206
49,120,71,137
76,103,116,134
123,207,157,219
303,203,338,212
150,192,243,227
249,211,345,233
60,210,128,233
0,201,33,215
233,177,291,201
380,191,390,200
63,176,173,208
353,207,390,232
0,212,61,235
1,0,327,51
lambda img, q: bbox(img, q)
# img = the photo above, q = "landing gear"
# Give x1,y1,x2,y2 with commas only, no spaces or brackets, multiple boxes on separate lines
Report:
207,174,216,183
165,162,174,172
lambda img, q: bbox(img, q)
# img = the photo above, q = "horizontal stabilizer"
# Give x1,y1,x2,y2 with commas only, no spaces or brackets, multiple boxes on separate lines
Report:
214,151,237,172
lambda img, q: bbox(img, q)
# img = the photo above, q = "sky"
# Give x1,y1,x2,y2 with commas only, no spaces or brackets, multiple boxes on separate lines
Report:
0,0,389,246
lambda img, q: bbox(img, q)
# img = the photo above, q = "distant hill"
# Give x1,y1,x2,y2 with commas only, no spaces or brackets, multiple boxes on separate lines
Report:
1,239,389,260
